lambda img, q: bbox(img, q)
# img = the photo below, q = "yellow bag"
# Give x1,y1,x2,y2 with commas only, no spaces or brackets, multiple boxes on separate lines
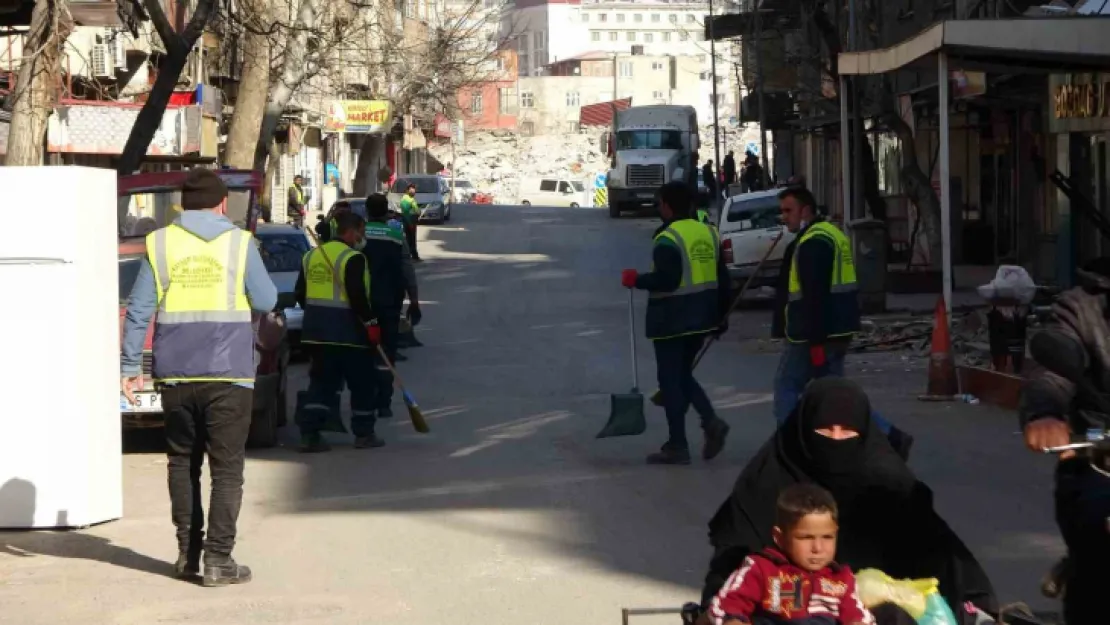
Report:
855,569,957,625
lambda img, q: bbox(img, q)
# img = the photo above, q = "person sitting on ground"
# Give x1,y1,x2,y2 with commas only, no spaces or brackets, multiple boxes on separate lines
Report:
708,483,875,625
701,378,998,625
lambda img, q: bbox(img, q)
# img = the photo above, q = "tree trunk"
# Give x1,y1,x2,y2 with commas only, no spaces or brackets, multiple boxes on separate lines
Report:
883,111,943,268
6,0,71,166
224,29,271,168
252,0,317,170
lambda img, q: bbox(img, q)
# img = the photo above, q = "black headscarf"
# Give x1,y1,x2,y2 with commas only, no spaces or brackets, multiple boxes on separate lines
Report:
702,379,997,620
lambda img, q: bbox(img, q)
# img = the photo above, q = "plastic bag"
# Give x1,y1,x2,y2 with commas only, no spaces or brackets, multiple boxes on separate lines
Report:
976,265,1036,305
855,569,958,625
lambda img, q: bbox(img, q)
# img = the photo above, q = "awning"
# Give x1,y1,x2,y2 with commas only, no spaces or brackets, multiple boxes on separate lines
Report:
838,18,1110,77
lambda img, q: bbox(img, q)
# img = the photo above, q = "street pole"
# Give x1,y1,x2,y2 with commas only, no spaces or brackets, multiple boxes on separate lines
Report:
450,123,457,204
709,0,721,197
848,0,862,220
755,2,769,187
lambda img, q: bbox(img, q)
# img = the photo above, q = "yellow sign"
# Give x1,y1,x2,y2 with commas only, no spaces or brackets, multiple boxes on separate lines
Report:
1054,79,1110,119
325,100,393,134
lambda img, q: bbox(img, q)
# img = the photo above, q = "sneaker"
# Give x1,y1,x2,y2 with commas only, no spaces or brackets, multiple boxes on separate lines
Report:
202,556,252,587
378,407,394,419
354,434,385,449
702,419,730,460
299,434,331,453
646,447,691,465
174,552,200,579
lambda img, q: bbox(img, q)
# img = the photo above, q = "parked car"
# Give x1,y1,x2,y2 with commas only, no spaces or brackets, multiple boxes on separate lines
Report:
387,174,451,223
118,237,291,448
519,177,588,207
254,223,314,347
718,189,792,288
448,178,477,204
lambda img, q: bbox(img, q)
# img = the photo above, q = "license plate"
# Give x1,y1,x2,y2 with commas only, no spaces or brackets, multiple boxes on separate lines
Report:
120,392,161,413
638,193,654,199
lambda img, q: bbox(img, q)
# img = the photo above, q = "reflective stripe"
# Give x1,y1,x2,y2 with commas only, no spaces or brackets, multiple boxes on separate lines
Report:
153,228,170,295
159,310,253,323
225,230,243,308
305,297,352,308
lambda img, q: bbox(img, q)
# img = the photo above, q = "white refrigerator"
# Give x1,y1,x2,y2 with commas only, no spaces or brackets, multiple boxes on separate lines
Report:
0,167,123,528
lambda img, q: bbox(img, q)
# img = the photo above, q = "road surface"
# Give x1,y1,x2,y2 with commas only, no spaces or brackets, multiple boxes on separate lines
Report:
0,204,1061,624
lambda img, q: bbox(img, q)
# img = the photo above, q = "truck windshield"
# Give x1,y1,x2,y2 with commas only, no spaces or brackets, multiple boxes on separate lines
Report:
616,130,682,150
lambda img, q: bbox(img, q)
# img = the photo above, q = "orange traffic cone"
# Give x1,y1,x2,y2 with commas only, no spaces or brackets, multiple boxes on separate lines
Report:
921,296,959,400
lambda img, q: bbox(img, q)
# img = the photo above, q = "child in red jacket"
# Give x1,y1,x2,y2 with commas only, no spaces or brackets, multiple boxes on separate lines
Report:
708,483,875,625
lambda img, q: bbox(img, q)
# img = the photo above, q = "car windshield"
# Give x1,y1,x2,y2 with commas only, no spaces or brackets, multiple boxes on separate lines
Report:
572,181,586,191
334,200,367,219
726,195,783,227
392,178,440,193
616,129,682,150
454,181,474,189
119,256,143,305
258,232,310,272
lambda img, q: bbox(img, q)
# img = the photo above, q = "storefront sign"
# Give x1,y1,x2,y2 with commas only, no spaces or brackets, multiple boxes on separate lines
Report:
324,100,392,134
1050,74,1110,133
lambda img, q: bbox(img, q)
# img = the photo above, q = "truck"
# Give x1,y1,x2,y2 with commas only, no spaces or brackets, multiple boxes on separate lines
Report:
605,104,700,218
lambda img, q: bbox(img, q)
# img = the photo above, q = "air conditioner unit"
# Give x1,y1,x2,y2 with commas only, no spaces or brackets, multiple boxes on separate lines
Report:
111,32,127,68
90,44,113,78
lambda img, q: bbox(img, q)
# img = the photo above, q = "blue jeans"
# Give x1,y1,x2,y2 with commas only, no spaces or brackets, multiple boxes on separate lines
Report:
654,333,718,450
772,342,893,434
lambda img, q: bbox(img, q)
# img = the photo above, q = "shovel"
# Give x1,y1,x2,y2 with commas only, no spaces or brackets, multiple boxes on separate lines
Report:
597,289,646,438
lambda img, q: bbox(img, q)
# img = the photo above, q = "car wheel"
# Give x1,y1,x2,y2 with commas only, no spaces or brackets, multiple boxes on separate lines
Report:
445,205,452,222
609,203,621,218
521,200,531,206
276,357,289,428
570,202,580,208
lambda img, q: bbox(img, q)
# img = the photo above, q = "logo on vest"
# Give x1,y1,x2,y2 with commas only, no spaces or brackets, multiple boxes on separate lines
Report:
172,255,225,289
690,239,716,265
308,263,333,284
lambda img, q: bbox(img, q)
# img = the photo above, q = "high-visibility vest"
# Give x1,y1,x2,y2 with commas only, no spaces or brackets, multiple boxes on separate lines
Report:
301,240,372,348
146,224,255,383
645,219,720,340
785,220,860,343
400,195,418,218
290,185,304,206
365,222,404,246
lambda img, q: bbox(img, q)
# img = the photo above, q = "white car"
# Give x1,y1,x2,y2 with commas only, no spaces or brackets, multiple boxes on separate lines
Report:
255,223,314,346
718,189,793,287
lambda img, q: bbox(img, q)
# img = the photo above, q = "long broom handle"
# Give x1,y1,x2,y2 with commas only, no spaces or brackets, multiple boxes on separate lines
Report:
691,232,784,370
628,288,638,390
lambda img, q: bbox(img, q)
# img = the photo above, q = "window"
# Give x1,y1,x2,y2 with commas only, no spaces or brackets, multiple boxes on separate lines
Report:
521,91,535,108
680,30,689,41
686,13,695,22
697,54,706,63
591,30,600,41
616,129,682,150
495,56,506,71
608,31,618,41
392,177,441,194
565,91,580,106
726,196,782,225
499,87,517,114
599,13,607,22
669,13,677,22
662,31,671,41
470,92,483,114
634,13,643,22
652,90,664,99
258,232,311,273
540,180,558,192
651,13,660,22
619,60,633,77
626,31,635,41
699,71,710,80
644,32,653,43
582,13,589,22
616,12,625,22
651,61,664,70
558,181,573,193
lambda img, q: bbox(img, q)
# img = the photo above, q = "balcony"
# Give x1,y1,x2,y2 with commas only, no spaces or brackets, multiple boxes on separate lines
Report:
0,0,123,27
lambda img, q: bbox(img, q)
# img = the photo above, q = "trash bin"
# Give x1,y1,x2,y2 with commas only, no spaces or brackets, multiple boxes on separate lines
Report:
850,218,888,314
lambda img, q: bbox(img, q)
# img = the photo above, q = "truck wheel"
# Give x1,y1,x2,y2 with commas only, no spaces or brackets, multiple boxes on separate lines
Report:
609,203,621,218
521,200,531,206
570,202,580,208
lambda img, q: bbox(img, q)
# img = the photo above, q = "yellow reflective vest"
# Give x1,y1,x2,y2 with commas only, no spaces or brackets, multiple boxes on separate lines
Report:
785,220,860,343
645,218,720,340
301,240,372,348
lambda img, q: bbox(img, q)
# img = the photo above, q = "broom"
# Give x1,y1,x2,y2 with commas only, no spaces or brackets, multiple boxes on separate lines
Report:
304,223,430,434
649,232,783,406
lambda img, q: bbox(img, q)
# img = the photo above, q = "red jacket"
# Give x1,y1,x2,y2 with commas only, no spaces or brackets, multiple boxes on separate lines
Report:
709,548,875,625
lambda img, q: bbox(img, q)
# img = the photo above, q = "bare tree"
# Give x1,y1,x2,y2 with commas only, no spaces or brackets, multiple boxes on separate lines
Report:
224,0,274,168
5,0,73,165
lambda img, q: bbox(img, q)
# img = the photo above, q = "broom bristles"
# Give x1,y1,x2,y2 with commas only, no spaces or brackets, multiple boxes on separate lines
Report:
402,390,430,433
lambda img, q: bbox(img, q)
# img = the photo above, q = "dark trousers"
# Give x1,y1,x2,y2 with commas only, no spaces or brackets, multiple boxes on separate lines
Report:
301,346,377,437
405,222,419,259
1056,458,1110,625
653,333,718,450
162,383,253,560
371,314,400,410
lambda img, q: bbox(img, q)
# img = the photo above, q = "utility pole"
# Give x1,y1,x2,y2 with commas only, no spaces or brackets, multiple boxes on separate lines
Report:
709,0,721,192
848,0,862,219
755,2,769,187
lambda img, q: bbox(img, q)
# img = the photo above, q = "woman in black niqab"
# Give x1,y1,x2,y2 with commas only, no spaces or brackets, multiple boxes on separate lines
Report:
701,378,997,621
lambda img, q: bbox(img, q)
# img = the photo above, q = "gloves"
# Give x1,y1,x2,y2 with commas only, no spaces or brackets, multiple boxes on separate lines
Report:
407,304,422,326
621,269,639,289
810,344,829,378
366,321,381,345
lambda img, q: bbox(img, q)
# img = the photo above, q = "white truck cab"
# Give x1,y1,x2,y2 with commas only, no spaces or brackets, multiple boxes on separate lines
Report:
605,105,699,218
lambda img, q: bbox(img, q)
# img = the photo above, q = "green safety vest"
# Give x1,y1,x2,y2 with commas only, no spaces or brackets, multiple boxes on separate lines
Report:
400,195,418,218
785,221,860,343
696,209,711,224
645,219,720,340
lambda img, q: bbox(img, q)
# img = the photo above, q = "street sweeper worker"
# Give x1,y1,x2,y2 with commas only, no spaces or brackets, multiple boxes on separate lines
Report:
621,180,732,465
360,193,421,419
294,210,383,453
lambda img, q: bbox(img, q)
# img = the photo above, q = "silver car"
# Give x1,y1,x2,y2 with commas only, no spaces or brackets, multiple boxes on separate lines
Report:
255,223,314,346
388,174,452,224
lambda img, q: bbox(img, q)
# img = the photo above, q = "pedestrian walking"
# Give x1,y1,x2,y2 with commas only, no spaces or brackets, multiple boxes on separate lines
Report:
361,194,422,417
295,211,383,452
287,175,307,228
701,160,717,203
621,181,732,465
742,151,763,192
722,151,737,188
120,169,278,586
771,186,913,458
399,183,422,261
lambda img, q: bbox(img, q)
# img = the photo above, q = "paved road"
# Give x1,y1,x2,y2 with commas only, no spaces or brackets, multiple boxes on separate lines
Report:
0,204,1061,624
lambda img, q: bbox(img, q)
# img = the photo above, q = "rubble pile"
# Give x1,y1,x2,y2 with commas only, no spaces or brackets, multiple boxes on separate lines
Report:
854,309,1015,368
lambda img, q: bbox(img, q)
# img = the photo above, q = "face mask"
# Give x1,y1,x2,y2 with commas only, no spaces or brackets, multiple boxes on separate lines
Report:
354,237,366,251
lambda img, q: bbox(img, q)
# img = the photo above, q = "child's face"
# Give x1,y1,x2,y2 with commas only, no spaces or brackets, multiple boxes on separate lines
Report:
773,512,838,572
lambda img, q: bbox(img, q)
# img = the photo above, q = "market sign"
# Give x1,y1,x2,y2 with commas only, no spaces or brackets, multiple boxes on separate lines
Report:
324,100,392,134
1050,74,1110,133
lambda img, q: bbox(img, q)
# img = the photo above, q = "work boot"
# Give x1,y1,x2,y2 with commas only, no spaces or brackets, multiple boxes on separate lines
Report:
702,419,730,460
202,556,252,587
174,552,200,579
377,407,394,419
354,434,385,449
299,433,331,453
646,446,691,465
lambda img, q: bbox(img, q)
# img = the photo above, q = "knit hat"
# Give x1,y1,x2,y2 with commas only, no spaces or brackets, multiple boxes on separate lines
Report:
181,169,228,210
